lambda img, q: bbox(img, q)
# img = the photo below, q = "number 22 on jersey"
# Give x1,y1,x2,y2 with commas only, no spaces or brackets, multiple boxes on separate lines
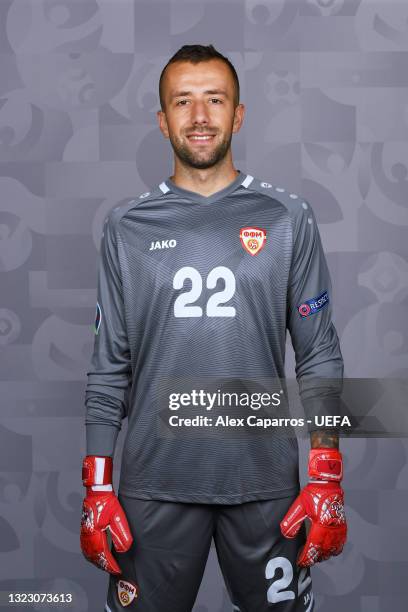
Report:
173,265,236,318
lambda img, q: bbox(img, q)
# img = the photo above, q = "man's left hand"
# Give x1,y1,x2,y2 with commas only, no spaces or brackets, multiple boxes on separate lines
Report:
280,448,347,567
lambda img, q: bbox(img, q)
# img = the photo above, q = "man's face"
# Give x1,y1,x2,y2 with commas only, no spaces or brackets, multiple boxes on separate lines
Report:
158,59,244,170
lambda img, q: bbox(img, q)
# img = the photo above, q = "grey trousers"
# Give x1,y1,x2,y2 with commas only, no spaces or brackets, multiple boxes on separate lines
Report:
105,493,314,612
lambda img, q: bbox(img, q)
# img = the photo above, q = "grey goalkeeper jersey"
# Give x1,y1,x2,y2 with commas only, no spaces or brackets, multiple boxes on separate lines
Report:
85,170,343,504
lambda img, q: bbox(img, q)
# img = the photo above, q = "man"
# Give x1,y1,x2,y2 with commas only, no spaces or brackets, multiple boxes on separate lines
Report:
81,45,347,611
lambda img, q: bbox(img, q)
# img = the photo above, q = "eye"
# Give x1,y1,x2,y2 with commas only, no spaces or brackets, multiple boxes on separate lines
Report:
210,98,222,104
176,100,188,106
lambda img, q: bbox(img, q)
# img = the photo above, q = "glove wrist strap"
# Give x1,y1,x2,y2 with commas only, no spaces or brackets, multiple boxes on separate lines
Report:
308,448,343,482
82,455,113,487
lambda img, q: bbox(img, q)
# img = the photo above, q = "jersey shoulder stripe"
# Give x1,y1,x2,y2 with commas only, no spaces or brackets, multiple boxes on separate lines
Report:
247,176,312,220
105,184,167,230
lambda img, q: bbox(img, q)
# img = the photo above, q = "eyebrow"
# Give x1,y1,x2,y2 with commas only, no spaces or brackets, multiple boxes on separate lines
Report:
170,89,229,99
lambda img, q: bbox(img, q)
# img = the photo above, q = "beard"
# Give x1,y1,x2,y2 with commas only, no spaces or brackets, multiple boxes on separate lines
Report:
168,129,233,170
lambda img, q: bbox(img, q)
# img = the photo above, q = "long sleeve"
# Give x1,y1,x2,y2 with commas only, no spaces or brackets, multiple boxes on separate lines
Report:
85,208,132,456
286,201,344,430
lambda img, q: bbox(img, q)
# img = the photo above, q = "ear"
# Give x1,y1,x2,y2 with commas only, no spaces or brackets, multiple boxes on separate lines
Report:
157,110,170,139
232,103,245,134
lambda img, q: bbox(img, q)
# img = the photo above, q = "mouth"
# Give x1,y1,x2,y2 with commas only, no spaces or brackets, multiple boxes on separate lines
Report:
186,134,216,145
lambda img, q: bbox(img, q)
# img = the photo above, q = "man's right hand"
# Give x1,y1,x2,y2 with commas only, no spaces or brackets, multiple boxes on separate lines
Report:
80,456,133,574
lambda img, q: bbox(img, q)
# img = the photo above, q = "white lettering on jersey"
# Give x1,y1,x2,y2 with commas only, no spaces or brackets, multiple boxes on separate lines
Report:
173,266,236,318
149,239,177,251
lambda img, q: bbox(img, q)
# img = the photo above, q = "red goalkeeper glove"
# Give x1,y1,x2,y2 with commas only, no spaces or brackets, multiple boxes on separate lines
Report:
280,448,347,567
80,455,133,574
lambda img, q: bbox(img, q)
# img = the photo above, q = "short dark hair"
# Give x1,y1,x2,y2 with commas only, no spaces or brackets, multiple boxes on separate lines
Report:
159,44,240,111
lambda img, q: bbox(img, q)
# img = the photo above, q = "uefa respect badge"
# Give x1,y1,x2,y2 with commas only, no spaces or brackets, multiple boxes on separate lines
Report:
298,290,329,318
240,227,267,256
116,579,139,607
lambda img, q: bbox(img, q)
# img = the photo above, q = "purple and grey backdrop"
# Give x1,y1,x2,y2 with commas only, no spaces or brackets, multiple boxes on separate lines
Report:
1,0,408,610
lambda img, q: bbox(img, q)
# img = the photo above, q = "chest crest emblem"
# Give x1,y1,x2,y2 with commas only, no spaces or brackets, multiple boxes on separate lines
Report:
239,227,267,256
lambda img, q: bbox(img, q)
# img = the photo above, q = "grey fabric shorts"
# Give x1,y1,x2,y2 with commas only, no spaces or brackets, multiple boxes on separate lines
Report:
105,493,314,612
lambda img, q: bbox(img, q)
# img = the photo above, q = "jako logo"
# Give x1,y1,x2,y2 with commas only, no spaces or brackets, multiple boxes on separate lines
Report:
149,239,177,251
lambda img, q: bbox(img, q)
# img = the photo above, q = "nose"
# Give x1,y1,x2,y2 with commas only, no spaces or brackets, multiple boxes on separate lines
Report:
189,99,210,125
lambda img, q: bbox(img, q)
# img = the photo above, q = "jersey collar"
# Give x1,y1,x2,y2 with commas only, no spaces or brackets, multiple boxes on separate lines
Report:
160,170,253,205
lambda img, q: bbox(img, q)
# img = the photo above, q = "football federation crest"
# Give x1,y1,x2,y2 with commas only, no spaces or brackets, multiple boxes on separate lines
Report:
117,579,139,607
240,227,267,256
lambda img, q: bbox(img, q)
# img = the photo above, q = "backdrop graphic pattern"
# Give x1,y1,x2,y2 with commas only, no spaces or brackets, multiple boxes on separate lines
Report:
0,0,408,610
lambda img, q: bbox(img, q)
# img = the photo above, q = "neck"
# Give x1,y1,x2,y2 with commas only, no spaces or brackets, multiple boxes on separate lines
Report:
170,159,239,197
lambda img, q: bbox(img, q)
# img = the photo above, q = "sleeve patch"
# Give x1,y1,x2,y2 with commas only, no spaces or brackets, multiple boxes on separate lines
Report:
93,302,102,334
297,290,329,318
